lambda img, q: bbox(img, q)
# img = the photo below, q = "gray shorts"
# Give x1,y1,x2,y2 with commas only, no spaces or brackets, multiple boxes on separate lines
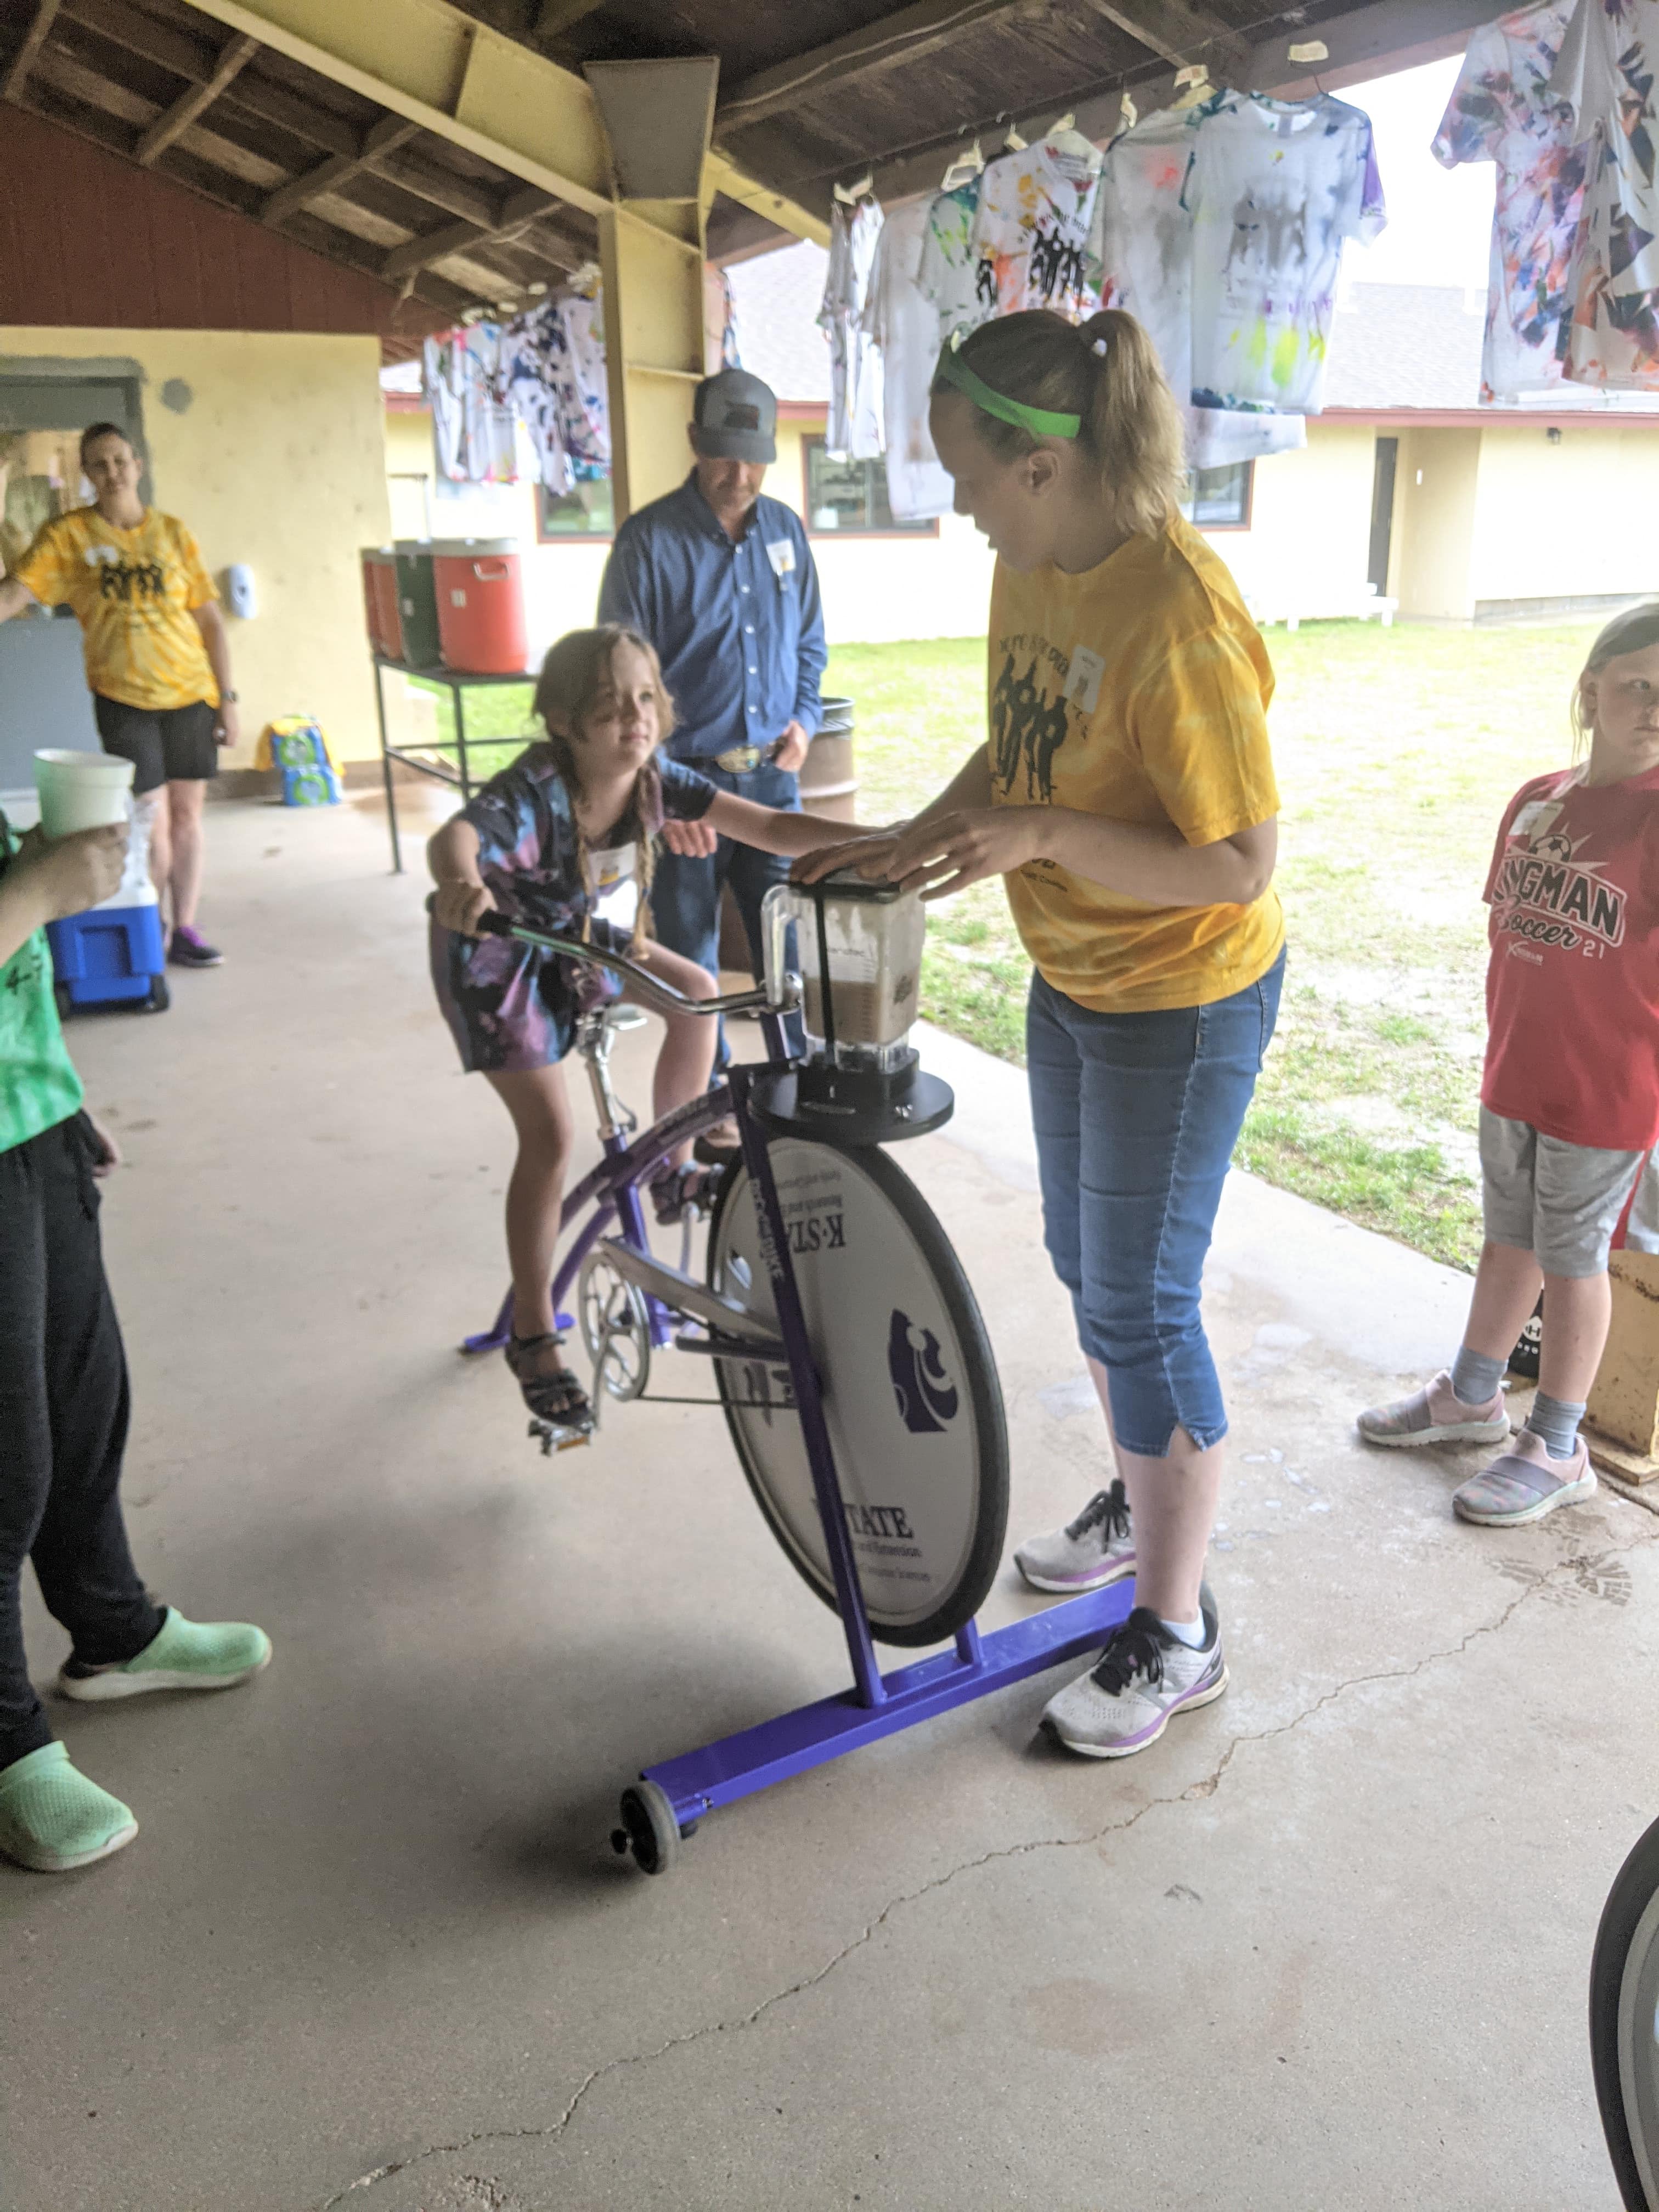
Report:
1480,1107,1648,1277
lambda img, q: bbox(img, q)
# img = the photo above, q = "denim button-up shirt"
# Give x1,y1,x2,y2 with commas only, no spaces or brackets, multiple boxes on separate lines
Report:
597,473,827,766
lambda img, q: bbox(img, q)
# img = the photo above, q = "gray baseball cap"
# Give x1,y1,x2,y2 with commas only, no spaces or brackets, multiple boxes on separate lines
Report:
692,368,777,462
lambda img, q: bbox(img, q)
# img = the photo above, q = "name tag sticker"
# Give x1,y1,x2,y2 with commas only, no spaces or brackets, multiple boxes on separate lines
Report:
765,538,796,579
1510,800,1564,844
1062,645,1105,715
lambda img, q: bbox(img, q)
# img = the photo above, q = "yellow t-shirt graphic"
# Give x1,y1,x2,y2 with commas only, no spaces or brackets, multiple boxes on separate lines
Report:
990,514,1284,1014
13,506,219,713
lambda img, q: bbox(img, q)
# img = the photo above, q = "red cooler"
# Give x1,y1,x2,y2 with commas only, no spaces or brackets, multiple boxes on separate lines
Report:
432,538,527,674
360,547,400,659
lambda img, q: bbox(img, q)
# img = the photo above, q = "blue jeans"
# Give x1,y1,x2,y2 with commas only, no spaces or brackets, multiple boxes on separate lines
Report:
650,760,804,1068
1025,947,1285,1459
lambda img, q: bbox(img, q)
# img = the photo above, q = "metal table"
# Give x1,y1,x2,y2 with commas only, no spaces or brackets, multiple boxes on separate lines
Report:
370,653,534,873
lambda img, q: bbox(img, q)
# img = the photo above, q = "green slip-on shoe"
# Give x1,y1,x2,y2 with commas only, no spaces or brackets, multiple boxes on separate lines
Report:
0,1743,137,1872
57,1608,272,1702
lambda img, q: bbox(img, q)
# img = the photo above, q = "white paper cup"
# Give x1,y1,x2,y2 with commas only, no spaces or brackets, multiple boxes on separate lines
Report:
33,748,136,837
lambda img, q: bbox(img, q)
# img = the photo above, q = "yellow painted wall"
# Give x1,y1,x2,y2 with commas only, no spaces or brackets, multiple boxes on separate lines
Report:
1391,427,1481,620
1,326,392,763
1206,421,1379,613
1469,424,1659,607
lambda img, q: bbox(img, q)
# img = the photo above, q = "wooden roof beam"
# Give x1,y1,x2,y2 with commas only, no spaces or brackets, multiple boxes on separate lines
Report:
2,0,64,104
260,112,420,225
135,30,259,166
1084,0,1249,78
531,0,606,41
182,0,829,246
380,184,556,281
716,0,1028,131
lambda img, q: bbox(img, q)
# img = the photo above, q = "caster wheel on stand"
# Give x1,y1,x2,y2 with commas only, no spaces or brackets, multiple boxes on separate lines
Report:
611,1779,683,1875
144,974,170,1014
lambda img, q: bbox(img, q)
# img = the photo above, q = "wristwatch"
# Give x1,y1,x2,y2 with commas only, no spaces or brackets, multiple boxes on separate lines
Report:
219,690,239,704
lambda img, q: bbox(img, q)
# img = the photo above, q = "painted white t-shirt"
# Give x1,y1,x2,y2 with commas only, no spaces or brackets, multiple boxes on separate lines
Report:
971,140,1102,321
1089,101,1307,467
916,181,988,341
1550,0,1659,388
1432,2,1584,400
1183,92,1386,414
819,198,886,459
865,199,956,521
590,840,638,935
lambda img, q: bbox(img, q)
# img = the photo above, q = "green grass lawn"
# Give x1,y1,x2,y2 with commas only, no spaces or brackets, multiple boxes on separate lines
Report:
831,623,1600,1273
404,623,1599,1273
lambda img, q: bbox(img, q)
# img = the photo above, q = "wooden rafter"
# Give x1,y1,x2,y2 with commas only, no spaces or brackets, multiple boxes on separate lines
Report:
1082,0,1250,77
532,0,606,40
380,184,555,281
716,0,1028,129
2,0,64,103
259,112,420,225
135,29,259,165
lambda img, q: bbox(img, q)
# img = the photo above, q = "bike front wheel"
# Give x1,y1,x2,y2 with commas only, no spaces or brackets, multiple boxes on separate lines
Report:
707,1138,1008,1648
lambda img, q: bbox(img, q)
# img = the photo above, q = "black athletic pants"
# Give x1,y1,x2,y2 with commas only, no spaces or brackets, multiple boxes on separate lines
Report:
0,1115,162,1772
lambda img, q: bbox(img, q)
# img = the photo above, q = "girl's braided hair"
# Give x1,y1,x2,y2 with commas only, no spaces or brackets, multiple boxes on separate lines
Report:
531,624,676,951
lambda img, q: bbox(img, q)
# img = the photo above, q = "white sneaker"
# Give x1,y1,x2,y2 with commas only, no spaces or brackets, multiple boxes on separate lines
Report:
1013,1479,1135,1594
1041,1589,1227,1759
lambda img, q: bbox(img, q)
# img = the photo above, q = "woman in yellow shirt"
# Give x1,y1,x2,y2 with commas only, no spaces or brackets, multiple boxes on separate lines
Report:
809,308,1285,1759
0,424,239,968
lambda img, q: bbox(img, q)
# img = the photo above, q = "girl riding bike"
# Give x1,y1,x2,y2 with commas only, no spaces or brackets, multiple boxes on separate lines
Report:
428,623,867,1434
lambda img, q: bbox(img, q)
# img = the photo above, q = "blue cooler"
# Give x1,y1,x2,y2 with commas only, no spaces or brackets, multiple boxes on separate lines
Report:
45,800,169,1014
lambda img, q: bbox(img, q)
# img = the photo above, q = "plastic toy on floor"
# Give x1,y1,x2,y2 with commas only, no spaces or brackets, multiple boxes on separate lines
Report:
46,794,167,1015
257,716,342,807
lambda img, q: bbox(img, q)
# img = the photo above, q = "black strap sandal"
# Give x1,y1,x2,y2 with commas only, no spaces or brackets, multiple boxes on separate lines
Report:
651,1161,725,1227
504,1334,594,1431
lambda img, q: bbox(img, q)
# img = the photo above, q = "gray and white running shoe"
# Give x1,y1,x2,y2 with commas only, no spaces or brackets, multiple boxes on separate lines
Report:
1013,1477,1135,1594
1041,1588,1227,1759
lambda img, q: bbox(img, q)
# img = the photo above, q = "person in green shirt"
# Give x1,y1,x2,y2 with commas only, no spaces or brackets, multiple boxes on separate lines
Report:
0,814,271,1874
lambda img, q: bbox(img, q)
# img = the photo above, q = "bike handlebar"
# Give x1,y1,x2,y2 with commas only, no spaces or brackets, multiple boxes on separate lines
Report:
427,896,798,1022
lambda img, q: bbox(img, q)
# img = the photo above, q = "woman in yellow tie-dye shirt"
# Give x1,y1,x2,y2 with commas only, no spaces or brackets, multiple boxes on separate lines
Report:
0,423,240,969
804,308,1285,1763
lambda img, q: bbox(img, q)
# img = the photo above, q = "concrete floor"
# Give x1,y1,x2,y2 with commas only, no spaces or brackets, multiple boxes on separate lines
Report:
4,792,1652,2212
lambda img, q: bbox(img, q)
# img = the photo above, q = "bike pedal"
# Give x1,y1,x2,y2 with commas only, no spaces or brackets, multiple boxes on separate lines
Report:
528,1417,593,1456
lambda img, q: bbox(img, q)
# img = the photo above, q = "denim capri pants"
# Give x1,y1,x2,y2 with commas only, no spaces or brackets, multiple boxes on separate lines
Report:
1026,946,1285,1459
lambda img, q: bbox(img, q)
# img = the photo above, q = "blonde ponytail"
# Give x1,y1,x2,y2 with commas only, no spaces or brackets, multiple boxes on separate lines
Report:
932,307,1186,538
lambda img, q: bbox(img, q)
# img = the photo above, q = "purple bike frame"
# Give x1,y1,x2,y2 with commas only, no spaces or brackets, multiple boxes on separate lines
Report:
456,923,1136,1857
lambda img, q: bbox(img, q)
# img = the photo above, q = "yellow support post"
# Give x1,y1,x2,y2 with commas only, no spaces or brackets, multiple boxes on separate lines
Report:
597,207,707,524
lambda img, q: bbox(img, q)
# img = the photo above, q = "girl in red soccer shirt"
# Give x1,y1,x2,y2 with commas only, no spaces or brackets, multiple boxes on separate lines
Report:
1357,602,1659,1523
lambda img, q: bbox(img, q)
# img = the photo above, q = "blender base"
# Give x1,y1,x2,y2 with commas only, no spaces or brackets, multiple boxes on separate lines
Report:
747,1063,955,1146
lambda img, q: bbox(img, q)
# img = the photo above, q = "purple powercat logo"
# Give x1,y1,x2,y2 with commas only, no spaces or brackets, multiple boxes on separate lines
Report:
888,1310,958,1433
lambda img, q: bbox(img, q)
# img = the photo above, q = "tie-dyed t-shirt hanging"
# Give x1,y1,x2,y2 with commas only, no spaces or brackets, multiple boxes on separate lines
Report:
1089,99,1307,469
916,181,988,341
1183,92,1385,414
1550,0,1659,388
970,141,1103,321
1432,1,1585,400
818,198,885,460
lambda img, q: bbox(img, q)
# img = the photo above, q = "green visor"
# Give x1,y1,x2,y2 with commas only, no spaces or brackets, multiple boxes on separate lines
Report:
933,347,1081,439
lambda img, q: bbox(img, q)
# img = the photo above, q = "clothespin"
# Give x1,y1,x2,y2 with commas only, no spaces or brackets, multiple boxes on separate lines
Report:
1171,63,1212,110
997,110,1027,151
1117,92,1138,134
833,172,874,205
1286,39,1329,61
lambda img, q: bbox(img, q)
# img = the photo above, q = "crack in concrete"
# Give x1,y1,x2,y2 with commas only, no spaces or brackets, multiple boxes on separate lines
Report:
317,1526,1655,2210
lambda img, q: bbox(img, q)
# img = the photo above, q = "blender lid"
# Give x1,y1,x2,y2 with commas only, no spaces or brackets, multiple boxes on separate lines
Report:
808,866,907,905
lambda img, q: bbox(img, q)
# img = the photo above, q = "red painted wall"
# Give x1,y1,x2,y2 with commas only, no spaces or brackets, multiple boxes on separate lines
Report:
0,102,443,349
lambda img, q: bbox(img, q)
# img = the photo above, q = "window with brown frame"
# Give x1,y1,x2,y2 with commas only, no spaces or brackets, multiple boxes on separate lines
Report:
802,437,937,535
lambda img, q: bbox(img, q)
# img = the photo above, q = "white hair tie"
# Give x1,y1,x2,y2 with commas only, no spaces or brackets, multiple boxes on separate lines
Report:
1091,337,1109,357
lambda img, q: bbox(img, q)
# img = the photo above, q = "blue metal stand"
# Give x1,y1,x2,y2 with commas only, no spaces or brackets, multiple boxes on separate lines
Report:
644,1583,1134,1826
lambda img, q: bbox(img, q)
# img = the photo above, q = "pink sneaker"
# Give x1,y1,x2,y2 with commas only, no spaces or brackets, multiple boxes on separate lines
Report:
1357,1369,1510,1449
1453,1427,1596,1525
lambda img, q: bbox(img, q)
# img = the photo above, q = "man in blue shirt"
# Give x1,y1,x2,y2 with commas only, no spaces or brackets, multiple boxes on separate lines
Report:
598,370,825,1075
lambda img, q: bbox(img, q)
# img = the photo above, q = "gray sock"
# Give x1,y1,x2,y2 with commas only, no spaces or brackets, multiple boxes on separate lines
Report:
1450,1346,1504,1407
1525,1390,1587,1460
